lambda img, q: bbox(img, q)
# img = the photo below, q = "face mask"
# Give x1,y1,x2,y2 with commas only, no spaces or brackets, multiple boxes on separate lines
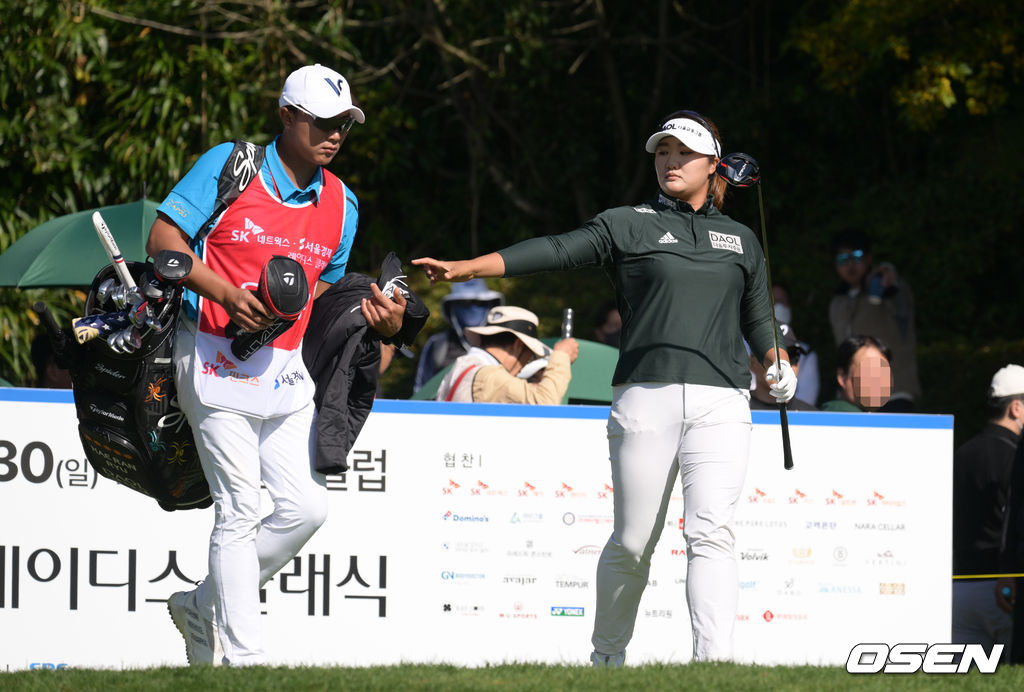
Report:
774,303,792,325
450,303,491,329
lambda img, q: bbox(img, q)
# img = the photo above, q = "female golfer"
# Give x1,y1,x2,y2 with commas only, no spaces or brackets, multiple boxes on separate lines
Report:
413,110,796,664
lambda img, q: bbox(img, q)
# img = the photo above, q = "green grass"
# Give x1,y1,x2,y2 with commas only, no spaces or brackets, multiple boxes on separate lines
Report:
4,663,1024,692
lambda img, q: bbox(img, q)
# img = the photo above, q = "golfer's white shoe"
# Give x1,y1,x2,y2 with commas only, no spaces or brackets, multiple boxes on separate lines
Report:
590,650,626,667
167,588,223,666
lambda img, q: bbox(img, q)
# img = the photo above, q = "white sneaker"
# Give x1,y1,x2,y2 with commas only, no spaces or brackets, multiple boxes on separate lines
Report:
590,650,626,667
167,589,223,666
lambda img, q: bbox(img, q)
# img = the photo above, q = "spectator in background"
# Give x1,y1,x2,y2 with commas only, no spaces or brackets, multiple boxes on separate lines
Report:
593,301,622,348
414,279,504,392
749,324,816,411
829,229,920,411
30,332,72,388
954,365,1024,661
772,283,819,406
820,335,892,412
436,306,578,404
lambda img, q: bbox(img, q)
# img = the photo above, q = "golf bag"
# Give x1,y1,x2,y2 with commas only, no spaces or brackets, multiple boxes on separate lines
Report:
56,260,211,511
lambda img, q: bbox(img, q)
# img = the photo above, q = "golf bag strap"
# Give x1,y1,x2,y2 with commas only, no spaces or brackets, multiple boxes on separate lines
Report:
190,140,267,251
445,364,479,402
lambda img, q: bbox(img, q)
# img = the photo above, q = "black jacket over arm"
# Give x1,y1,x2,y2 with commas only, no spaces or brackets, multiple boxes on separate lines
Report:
302,252,429,474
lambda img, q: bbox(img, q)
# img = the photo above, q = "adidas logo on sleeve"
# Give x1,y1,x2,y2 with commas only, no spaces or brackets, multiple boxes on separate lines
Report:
657,232,678,244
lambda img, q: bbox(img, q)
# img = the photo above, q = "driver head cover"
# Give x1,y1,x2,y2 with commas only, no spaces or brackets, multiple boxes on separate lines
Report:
259,256,309,320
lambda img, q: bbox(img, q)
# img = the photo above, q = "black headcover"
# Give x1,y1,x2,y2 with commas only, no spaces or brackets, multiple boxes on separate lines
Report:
259,255,308,319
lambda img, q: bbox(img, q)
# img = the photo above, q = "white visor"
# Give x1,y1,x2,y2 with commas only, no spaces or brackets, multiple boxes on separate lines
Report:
645,118,720,157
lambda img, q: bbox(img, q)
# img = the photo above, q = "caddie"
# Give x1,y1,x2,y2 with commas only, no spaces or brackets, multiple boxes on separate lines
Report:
146,64,406,666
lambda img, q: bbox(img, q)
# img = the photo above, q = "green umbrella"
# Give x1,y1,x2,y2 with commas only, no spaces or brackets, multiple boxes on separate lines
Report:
0,199,160,287
411,338,619,405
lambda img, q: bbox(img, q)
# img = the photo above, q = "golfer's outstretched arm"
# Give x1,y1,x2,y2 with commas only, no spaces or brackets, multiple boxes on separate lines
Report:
411,253,505,283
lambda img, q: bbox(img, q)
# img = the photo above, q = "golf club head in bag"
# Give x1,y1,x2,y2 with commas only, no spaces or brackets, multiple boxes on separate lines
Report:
69,256,210,510
716,152,760,188
229,255,310,361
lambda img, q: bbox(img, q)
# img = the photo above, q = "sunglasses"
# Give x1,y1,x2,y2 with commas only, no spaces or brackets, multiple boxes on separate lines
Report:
311,113,355,134
835,249,866,266
288,105,355,134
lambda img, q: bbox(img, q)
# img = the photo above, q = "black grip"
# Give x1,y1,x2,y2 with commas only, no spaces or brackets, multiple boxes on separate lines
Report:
33,301,74,369
779,403,794,470
230,319,295,361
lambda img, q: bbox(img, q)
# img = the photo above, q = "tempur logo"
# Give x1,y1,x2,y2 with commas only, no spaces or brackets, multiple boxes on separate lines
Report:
846,643,1002,674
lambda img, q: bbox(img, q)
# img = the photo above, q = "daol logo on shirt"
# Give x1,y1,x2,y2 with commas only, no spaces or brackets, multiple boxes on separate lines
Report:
709,230,743,254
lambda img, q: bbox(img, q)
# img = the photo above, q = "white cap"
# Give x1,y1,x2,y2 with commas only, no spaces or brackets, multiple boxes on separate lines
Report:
279,64,365,123
990,364,1024,398
464,306,550,358
645,117,720,157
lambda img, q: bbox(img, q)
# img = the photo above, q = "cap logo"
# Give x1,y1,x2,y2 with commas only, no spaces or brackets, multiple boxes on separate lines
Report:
323,77,344,96
663,122,704,138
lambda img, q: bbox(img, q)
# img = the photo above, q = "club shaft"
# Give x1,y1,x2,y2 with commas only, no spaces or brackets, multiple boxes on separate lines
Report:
92,211,138,292
755,184,794,471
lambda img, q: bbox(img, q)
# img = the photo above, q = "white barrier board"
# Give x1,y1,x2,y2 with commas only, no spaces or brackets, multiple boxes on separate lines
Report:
0,389,952,669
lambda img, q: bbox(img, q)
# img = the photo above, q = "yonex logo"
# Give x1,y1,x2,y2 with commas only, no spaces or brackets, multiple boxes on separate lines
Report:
658,232,678,244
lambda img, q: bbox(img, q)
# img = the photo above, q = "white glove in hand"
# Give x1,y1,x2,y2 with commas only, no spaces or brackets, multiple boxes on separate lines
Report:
765,360,797,404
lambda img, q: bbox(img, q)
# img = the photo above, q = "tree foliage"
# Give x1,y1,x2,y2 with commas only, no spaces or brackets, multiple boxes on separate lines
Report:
1,1,1022,442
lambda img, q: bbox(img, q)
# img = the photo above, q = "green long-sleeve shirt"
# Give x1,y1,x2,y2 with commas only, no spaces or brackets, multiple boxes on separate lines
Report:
499,193,779,388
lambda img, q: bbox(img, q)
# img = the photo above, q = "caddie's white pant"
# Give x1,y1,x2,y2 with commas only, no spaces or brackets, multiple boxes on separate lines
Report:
591,382,751,662
175,327,328,665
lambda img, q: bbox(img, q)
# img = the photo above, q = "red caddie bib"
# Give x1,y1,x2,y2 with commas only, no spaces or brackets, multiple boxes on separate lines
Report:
192,169,345,416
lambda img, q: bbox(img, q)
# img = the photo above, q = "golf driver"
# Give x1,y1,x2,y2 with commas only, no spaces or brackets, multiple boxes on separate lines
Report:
716,152,794,471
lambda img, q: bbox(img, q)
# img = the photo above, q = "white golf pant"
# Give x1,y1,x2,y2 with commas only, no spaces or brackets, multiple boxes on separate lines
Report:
175,327,328,665
591,382,751,662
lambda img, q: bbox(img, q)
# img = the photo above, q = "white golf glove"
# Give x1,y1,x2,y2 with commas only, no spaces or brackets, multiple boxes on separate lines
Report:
765,360,797,404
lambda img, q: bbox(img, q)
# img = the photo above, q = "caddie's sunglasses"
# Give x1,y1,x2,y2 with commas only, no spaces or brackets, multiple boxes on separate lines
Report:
287,105,355,135
835,249,866,266
311,113,355,135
